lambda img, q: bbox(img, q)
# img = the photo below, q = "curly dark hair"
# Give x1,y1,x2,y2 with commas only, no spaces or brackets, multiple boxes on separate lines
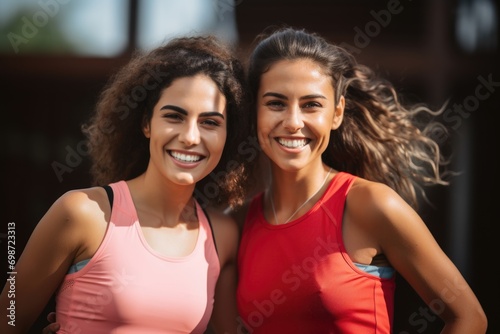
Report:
247,27,451,209
82,35,252,209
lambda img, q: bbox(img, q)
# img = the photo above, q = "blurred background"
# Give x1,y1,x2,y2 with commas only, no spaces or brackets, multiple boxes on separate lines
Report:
1,0,499,333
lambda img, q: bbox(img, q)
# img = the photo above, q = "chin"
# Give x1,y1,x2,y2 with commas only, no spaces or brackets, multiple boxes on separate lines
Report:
172,173,198,185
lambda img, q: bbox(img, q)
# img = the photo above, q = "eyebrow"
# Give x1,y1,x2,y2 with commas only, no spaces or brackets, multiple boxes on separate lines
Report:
160,105,225,119
262,92,327,100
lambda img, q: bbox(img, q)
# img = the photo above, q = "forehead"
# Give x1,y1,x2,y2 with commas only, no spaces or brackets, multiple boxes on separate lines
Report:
157,75,226,109
260,59,334,96
161,75,219,95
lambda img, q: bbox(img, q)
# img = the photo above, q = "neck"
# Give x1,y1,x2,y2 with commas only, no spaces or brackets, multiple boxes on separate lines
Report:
128,172,197,227
268,164,334,225
270,164,332,203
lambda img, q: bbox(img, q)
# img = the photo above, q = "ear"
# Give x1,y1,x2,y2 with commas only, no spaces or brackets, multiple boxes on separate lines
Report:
331,95,345,130
142,115,151,138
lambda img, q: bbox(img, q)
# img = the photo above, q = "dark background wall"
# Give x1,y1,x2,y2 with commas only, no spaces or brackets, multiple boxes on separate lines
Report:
1,0,499,333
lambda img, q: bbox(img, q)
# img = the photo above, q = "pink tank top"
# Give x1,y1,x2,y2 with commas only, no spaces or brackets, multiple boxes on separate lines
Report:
55,181,220,333
237,172,395,333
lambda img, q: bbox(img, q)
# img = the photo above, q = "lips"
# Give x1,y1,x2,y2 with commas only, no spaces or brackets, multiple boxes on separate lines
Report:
169,150,204,163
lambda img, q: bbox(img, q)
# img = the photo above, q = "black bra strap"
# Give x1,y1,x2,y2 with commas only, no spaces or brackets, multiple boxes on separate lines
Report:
102,185,114,208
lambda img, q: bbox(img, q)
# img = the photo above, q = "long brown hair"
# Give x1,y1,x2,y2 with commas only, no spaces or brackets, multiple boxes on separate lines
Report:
248,27,450,209
83,35,251,208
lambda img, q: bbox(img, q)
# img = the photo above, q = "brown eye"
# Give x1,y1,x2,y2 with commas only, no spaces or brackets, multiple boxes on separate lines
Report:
302,101,322,108
162,113,183,121
201,119,221,127
266,101,286,110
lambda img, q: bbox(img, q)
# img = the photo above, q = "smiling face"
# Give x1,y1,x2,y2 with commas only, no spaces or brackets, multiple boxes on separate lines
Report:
256,59,344,172
143,74,227,185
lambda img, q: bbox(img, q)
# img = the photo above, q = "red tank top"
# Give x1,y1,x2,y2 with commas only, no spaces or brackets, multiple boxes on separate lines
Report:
237,172,395,333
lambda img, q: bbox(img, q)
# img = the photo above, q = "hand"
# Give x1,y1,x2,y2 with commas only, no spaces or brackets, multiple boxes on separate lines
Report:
42,312,60,334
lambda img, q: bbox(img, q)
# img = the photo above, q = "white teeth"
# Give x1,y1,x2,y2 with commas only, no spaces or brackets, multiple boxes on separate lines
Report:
170,151,202,162
278,138,308,148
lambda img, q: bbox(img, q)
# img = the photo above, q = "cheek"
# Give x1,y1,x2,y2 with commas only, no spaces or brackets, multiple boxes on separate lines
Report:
257,108,274,135
314,117,333,147
257,104,272,120
315,115,332,128
310,113,335,133
208,130,227,156
256,123,272,148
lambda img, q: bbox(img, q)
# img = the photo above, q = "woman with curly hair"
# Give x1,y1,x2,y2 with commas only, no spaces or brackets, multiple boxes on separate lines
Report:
236,27,487,333
0,35,251,334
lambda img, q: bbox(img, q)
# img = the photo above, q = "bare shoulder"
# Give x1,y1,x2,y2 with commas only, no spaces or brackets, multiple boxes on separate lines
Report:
42,186,111,261
53,186,111,224
348,177,401,205
40,186,111,249
346,177,415,230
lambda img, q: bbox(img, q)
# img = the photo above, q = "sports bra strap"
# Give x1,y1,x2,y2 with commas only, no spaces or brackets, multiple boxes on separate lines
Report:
102,185,114,208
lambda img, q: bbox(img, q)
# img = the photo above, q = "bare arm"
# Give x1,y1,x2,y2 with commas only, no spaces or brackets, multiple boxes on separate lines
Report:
347,181,487,333
207,209,241,334
0,189,107,333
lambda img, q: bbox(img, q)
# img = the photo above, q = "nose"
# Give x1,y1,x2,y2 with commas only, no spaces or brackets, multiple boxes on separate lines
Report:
282,105,304,132
179,121,201,146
